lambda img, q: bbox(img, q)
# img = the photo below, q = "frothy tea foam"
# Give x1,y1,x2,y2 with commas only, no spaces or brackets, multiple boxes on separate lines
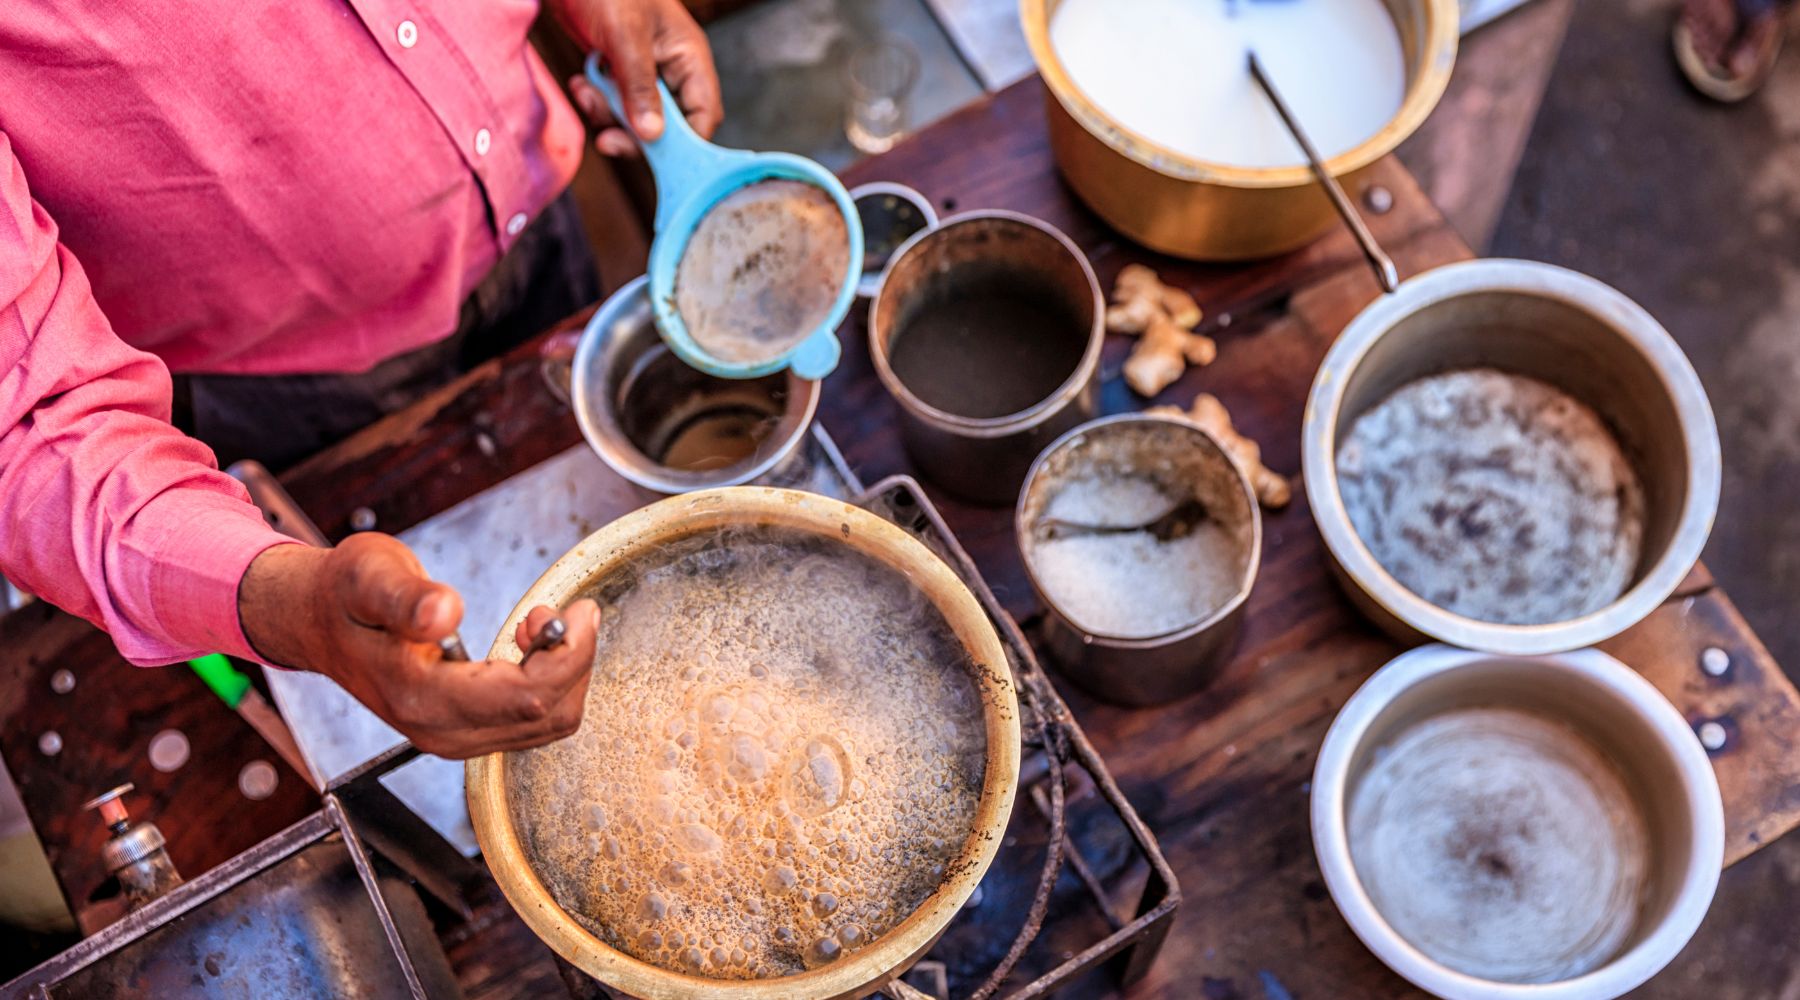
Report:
507,526,988,980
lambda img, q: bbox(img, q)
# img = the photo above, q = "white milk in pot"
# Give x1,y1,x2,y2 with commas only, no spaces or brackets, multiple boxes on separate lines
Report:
1049,0,1407,169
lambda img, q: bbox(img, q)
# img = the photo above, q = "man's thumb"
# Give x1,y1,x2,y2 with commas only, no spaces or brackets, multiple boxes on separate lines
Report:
338,536,463,641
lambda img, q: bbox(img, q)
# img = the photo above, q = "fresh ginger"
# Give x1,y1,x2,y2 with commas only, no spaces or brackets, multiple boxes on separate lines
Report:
1105,264,1213,396
1150,393,1292,509
1106,263,1202,331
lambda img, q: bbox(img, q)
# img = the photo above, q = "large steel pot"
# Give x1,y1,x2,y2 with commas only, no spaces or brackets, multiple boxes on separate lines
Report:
1312,645,1723,1000
1019,0,1458,261
1301,259,1721,654
467,487,1021,1000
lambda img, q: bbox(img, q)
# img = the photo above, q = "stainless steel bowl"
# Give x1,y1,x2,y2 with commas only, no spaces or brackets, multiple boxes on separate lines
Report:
550,275,820,494
870,211,1104,505
1312,644,1723,1000
1301,259,1721,654
1016,414,1261,705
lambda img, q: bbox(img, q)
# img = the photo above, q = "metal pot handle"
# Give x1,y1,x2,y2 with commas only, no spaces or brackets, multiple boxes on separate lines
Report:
1248,53,1399,294
539,328,583,410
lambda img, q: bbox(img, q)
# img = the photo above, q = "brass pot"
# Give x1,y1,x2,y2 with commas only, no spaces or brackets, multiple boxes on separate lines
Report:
467,487,1022,1000
1019,0,1459,261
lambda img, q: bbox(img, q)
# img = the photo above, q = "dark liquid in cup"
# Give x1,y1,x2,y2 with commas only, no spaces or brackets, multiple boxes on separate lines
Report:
887,274,1088,419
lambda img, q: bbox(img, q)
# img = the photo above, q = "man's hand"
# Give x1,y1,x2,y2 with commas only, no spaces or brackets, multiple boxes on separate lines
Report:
555,0,723,156
239,534,600,759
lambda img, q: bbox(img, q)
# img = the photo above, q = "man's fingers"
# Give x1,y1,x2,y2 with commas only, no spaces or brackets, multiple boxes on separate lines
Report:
517,599,600,693
594,130,640,157
603,7,665,139
569,76,643,158
568,75,617,129
334,534,463,641
660,21,723,138
514,604,554,649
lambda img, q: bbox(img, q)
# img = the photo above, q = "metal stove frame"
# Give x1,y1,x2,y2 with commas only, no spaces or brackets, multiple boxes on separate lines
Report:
854,475,1178,1000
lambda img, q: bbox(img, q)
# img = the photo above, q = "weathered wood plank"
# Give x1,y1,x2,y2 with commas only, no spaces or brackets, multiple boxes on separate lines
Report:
1,75,1794,1000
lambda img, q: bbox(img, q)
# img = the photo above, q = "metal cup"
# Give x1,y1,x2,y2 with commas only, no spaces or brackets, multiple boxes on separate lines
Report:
541,276,820,494
869,211,1103,505
1016,414,1262,705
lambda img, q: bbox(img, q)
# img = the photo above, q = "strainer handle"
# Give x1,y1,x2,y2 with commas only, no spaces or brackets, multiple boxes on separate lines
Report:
583,53,742,232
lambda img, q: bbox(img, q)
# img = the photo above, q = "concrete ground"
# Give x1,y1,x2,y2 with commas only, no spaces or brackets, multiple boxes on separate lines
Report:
1488,2,1800,995
1492,0,1800,680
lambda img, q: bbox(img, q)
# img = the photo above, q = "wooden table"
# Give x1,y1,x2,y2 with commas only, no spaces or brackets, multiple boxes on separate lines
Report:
4,77,1799,998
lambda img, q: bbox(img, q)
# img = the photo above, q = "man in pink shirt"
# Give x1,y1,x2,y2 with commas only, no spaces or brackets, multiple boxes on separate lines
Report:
0,0,723,757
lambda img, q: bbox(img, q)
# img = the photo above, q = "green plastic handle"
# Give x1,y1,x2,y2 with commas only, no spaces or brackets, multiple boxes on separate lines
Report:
189,653,251,709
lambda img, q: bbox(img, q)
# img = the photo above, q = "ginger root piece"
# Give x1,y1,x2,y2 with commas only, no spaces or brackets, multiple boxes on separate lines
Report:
1107,263,1202,330
1105,264,1213,396
1149,393,1292,509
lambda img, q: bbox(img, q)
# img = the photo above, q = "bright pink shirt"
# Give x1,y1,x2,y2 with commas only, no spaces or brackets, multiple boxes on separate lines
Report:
0,2,585,664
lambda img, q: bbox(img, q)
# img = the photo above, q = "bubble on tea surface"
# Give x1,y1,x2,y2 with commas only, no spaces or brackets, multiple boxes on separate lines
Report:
788,737,851,816
505,525,988,980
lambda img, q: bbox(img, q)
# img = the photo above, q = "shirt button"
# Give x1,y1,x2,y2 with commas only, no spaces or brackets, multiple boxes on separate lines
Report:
506,212,528,236
474,128,492,156
396,20,418,48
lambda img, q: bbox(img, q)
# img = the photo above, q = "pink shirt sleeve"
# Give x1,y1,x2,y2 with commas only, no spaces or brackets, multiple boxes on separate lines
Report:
0,132,294,665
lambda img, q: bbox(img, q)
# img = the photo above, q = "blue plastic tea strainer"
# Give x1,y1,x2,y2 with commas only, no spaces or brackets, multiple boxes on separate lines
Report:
583,54,863,381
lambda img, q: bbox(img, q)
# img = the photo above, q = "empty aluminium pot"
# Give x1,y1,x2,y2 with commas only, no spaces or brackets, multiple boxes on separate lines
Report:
1020,0,1458,261
1302,259,1721,654
1016,414,1261,706
870,211,1103,505
542,275,821,493
467,487,1021,1000
1312,645,1723,1000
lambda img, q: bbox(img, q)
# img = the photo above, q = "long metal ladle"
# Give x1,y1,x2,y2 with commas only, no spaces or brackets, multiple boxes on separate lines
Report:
1248,52,1400,294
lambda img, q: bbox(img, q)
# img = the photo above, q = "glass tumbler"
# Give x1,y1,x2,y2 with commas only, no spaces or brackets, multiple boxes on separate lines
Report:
845,38,921,156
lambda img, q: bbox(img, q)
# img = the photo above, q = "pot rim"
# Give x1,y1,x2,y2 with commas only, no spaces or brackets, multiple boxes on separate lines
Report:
1014,413,1263,646
1309,644,1724,1000
467,487,1022,1000
868,210,1104,438
571,275,822,494
1301,258,1722,655
1019,0,1460,189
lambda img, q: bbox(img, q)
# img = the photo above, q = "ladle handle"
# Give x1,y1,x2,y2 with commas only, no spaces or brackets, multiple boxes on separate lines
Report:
1247,53,1400,295
583,53,738,231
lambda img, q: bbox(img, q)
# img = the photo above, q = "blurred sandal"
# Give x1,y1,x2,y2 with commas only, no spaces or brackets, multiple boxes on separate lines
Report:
1674,0,1790,102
